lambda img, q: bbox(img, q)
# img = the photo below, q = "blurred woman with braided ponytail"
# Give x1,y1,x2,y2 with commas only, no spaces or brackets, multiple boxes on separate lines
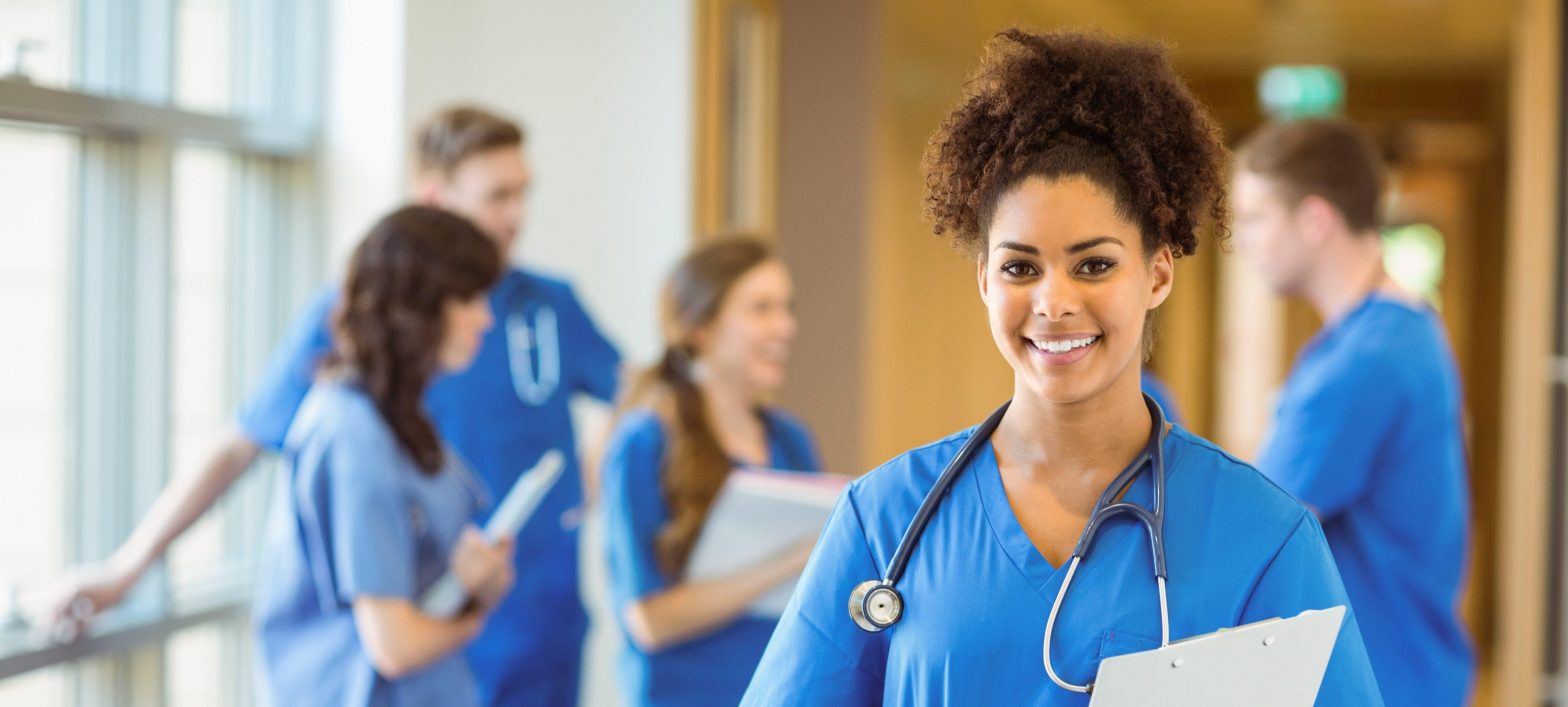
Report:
600,237,823,706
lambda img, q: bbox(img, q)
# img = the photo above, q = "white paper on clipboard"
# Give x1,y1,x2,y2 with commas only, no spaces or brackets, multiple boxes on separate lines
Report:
684,469,851,618
1087,605,1345,707
418,450,566,619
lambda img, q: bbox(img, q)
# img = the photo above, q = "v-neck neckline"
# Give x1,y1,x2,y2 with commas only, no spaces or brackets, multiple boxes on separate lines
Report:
969,433,1175,599
729,408,781,470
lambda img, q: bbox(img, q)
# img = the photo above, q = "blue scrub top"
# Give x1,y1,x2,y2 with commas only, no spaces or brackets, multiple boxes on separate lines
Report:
238,268,621,706
254,379,488,707
602,407,822,707
740,421,1383,706
1256,293,1473,707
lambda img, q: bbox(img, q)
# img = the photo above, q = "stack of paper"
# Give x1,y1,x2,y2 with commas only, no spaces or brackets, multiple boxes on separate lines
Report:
684,469,851,618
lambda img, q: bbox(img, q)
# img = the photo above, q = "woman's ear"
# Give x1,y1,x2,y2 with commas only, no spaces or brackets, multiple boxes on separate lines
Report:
1147,245,1174,310
689,325,710,361
976,253,990,301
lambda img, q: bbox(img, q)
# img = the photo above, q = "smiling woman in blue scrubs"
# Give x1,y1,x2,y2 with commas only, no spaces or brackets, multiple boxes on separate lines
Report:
253,206,515,706
741,30,1382,706
600,238,823,706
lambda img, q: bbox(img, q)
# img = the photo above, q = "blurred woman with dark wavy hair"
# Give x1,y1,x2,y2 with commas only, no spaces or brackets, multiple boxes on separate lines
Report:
253,206,515,707
600,237,823,706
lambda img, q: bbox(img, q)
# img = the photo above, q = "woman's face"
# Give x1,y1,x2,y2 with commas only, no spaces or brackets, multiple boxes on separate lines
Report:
979,176,1172,406
695,259,797,398
438,294,494,372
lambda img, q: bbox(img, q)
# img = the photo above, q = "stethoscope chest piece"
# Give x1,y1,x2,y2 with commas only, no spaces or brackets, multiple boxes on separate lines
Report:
848,579,903,632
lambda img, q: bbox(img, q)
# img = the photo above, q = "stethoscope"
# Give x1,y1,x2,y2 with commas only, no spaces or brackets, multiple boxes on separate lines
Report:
504,286,560,405
848,393,1170,695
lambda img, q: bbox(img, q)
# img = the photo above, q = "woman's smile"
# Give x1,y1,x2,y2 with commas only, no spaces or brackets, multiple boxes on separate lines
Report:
1023,333,1102,366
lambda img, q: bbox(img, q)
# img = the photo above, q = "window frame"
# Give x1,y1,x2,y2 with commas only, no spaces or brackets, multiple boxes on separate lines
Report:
0,0,324,703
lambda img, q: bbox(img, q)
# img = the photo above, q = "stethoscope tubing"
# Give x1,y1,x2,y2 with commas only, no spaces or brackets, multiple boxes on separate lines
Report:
854,394,1171,695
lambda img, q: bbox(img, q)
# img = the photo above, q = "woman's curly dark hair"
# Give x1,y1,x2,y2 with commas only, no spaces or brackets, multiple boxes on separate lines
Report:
923,28,1229,259
330,205,502,473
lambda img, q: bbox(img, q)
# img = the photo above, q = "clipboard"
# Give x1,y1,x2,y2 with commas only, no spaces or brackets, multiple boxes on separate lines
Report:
1088,605,1345,707
418,450,566,619
684,469,850,618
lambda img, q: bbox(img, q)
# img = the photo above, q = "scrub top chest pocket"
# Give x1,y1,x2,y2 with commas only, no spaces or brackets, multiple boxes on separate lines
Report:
1098,630,1160,660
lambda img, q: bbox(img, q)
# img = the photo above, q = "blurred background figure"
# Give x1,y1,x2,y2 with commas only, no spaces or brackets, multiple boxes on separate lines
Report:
0,1,1564,707
31,100,623,706
1234,118,1473,706
252,205,512,707
601,237,821,706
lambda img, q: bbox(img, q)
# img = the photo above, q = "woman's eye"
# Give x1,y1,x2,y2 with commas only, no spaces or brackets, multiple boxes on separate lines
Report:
1000,261,1038,278
1078,258,1115,276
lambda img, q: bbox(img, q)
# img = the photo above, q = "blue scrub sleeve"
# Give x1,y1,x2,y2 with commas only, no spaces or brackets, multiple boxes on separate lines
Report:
1258,355,1401,517
1240,513,1384,706
236,287,337,451
561,284,621,402
314,431,418,605
602,414,674,609
740,488,889,706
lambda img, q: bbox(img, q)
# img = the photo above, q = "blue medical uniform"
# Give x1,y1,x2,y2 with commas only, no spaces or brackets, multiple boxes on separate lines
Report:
1256,293,1473,707
602,407,822,706
740,422,1383,706
254,379,487,707
239,268,622,707
1140,370,1184,427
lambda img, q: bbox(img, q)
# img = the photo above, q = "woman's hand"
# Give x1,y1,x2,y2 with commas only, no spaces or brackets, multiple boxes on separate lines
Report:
44,556,143,640
623,536,820,652
448,526,515,612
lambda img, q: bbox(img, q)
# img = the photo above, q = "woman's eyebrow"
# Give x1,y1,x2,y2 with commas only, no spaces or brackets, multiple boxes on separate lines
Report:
992,241,1040,255
1066,236,1122,254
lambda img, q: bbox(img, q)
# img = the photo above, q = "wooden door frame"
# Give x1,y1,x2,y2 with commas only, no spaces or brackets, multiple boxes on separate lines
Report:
1494,0,1561,704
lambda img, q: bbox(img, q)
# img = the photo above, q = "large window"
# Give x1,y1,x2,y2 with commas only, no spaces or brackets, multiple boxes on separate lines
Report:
0,0,75,90
0,1,322,704
0,125,72,603
166,145,235,590
0,123,73,707
175,0,233,113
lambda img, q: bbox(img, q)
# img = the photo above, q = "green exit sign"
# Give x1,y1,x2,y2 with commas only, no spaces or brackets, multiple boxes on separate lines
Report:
1258,66,1345,119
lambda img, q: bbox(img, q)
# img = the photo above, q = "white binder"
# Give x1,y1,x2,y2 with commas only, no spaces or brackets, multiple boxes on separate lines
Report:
1088,605,1345,707
684,469,849,618
418,450,566,619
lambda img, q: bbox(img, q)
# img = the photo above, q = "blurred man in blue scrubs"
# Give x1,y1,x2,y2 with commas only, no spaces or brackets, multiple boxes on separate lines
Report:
51,105,620,707
1233,118,1473,707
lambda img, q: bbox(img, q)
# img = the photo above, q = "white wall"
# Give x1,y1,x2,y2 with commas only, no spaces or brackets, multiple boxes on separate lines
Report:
402,0,694,365
322,3,695,706
324,0,692,363
320,0,408,274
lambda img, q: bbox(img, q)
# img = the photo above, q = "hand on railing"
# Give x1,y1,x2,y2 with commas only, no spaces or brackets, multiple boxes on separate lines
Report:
42,558,142,642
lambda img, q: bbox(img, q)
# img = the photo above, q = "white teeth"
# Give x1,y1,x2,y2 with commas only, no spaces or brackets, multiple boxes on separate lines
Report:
1034,336,1097,354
